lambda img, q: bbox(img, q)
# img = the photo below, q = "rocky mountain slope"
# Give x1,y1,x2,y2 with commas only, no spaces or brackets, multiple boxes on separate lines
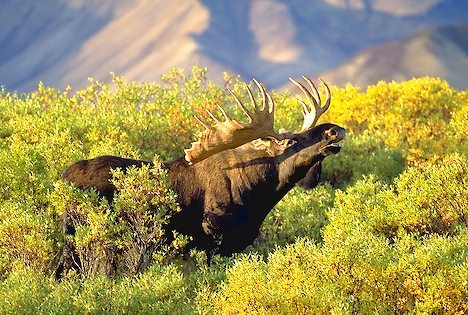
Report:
0,0,467,91
317,24,468,89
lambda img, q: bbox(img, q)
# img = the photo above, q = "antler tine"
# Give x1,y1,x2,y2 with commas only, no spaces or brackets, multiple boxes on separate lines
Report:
302,76,321,106
266,91,274,114
319,78,331,112
252,78,277,138
205,109,220,123
290,76,333,131
290,77,318,130
242,82,258,111
289,77,319,110
298,100,316,131
228,89,254,123
253,78,267,111
217,105,232,121
194,114,212,130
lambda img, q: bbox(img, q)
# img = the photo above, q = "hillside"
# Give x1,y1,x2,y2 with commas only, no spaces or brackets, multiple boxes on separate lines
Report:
317,24,468,89
0,0,467,91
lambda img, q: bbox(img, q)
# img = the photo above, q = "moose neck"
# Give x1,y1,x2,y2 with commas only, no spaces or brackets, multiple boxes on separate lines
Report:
276,144,326,194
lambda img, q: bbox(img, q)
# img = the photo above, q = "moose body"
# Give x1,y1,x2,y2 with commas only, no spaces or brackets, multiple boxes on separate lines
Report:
56,77,345,278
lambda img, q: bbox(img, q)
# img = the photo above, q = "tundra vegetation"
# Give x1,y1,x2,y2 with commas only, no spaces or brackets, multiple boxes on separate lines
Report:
0,67,466,314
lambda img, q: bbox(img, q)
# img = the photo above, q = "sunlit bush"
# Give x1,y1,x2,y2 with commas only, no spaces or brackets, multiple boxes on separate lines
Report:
50,160,186,278
322,130,406,186
276,77,467,186
0,201,55,276
217,154,467,314
111,160,187,275
259,184,334,251
0,262,228,314
0,69,466,313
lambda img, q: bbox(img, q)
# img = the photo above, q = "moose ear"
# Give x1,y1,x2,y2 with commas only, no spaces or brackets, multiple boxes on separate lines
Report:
252,137,296,155
252,138,275,152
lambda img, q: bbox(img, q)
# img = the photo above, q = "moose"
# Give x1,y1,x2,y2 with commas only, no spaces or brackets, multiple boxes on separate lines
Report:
55,76,345,278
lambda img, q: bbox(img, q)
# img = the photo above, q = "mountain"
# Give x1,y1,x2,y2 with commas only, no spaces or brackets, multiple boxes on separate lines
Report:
317,24,468,89
0,0,467,92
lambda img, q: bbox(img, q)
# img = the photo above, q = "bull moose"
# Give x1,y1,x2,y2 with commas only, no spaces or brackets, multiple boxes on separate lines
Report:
55,76,345,278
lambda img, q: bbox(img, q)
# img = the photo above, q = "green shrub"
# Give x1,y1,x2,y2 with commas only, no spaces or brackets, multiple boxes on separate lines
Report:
322,131,406,186
0,263,53,314
217,154,467,314
0,201,56,276
0,255,234,314
50,159,186,278
259,184,334,251
0,70,466,314
111,160,186,275
320,77,466,165
50,180,120,278
215,240,347,315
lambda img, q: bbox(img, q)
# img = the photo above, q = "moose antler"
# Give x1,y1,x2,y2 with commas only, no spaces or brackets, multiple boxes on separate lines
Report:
184,79,281,164
289,76,331,131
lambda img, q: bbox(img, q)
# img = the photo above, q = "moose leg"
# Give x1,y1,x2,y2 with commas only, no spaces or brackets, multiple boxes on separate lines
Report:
201,203,256,260
54,212,81,279
54,239,80,279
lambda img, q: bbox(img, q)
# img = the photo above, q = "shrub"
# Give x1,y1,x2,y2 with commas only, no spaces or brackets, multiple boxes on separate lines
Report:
259,184,334,251
0,201,56,276
50,159,186,278
216,154,467,314
111,160,186,275
0,263,53,314
0,71,466,314
50,180,120,278
320,77,466,167
322,131,406,186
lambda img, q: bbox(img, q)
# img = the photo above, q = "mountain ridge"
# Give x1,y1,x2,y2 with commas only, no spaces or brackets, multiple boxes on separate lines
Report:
315,24,468,89
0,0,466,91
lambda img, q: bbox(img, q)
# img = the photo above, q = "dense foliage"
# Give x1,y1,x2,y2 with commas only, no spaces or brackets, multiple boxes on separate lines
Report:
0,67,466,314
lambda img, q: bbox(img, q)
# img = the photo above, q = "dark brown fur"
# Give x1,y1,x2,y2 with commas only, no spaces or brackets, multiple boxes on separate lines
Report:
297,161,322,189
